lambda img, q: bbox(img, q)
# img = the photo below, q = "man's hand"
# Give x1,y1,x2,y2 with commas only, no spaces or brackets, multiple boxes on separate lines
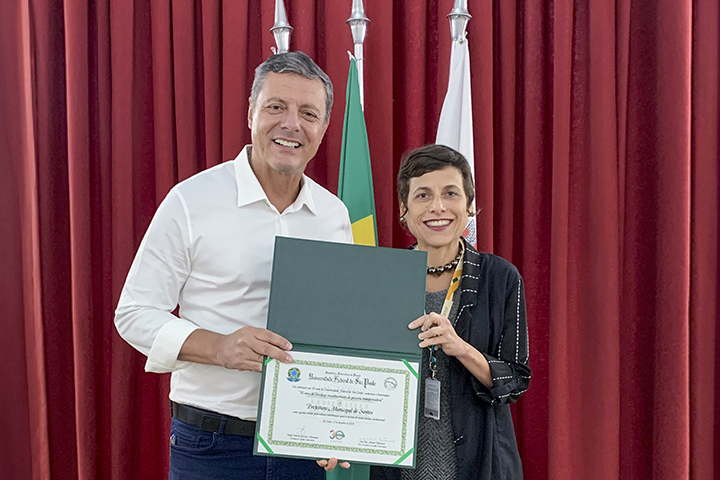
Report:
316,458,351,472
215,326,293,372
178,327,293,372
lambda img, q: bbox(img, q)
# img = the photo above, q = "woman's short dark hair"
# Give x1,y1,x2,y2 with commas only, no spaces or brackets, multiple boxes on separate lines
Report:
397,144,475,211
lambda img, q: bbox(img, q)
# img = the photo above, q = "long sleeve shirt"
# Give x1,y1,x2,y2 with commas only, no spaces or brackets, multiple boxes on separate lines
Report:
115,146,352,419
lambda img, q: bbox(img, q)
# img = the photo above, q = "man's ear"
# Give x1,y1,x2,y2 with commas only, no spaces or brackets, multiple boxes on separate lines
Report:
247,99,253,129
320,117,330,138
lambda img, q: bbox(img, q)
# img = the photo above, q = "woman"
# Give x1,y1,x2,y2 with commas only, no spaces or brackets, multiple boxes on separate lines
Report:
321,144,530,478
373,144,530,480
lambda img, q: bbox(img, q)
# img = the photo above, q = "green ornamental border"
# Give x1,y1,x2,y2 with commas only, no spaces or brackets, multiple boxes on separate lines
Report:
263,358,416,459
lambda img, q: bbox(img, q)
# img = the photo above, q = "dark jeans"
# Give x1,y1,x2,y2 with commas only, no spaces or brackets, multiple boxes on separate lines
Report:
169,417,325,480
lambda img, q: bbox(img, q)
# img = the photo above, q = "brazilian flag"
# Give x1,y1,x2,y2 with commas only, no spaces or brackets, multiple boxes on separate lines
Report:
338,58,377,247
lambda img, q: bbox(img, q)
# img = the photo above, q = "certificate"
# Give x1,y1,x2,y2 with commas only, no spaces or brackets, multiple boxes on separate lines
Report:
255,351,419,467
255,237,427,468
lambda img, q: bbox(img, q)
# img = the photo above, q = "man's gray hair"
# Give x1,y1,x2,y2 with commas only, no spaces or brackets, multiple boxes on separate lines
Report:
250,51,333,123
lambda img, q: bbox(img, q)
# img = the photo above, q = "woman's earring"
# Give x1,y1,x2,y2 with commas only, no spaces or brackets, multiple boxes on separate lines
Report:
399,214,406,223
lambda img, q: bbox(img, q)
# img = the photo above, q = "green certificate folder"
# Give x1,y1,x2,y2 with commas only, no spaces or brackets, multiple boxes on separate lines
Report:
254,237,427,468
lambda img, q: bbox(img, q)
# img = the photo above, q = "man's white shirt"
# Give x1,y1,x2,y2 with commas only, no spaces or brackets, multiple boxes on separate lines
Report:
115,146,353,420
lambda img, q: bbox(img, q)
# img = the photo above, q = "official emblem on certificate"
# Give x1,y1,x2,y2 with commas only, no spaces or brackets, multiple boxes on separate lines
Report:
255,351,419,467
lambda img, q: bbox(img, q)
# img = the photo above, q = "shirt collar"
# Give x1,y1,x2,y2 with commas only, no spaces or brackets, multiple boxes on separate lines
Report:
293,176,317,215
233,145,318,215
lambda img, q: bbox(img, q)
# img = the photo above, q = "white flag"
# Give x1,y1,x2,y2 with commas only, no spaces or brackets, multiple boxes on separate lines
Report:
436,39,477,248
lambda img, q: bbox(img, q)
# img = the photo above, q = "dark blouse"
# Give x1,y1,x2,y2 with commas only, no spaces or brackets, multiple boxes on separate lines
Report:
372,240,531,480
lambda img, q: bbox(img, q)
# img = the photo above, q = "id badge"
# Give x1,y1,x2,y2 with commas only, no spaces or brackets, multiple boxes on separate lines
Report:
424,377,441,420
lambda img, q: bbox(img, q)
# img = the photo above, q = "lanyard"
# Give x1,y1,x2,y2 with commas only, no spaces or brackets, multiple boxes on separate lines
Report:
428,242,464,380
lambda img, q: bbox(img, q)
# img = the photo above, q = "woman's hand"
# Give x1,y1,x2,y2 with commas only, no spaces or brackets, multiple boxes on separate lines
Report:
316,458,351,472
409,312,494,387
408,312,470,358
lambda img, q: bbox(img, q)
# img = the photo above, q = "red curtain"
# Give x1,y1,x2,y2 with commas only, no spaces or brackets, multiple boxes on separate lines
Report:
1,1,717,479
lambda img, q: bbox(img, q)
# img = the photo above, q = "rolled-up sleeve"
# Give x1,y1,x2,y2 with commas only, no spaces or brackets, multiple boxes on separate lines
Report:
114,189,199,373
473,275,531,405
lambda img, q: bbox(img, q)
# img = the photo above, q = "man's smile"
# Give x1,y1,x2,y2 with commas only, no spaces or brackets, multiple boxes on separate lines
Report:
273,138,301,148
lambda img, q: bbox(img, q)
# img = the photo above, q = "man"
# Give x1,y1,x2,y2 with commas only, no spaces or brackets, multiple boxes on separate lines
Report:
115,52,352,480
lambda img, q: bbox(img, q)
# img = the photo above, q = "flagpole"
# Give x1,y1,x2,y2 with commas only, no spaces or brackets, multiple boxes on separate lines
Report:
326,4,375,480
347,0,369,110
436,0,477,247
271,0,293,53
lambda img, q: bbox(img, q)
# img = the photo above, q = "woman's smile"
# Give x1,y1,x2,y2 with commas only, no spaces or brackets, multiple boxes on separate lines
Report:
424,219,453,230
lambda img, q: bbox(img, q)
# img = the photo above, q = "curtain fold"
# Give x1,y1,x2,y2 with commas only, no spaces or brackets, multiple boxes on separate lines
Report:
620,2,693,478
1,0,717,479
1,3,42,480
690,0,719,478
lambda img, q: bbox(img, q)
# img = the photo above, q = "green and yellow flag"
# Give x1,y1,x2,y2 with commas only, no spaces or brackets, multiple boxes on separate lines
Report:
338,58,377,247
327,57,375,480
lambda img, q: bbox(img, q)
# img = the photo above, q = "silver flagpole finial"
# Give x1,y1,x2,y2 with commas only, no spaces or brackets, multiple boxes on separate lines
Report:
271,0,293,54
448,0,471,42
347,0,370,109
347,0,370,46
